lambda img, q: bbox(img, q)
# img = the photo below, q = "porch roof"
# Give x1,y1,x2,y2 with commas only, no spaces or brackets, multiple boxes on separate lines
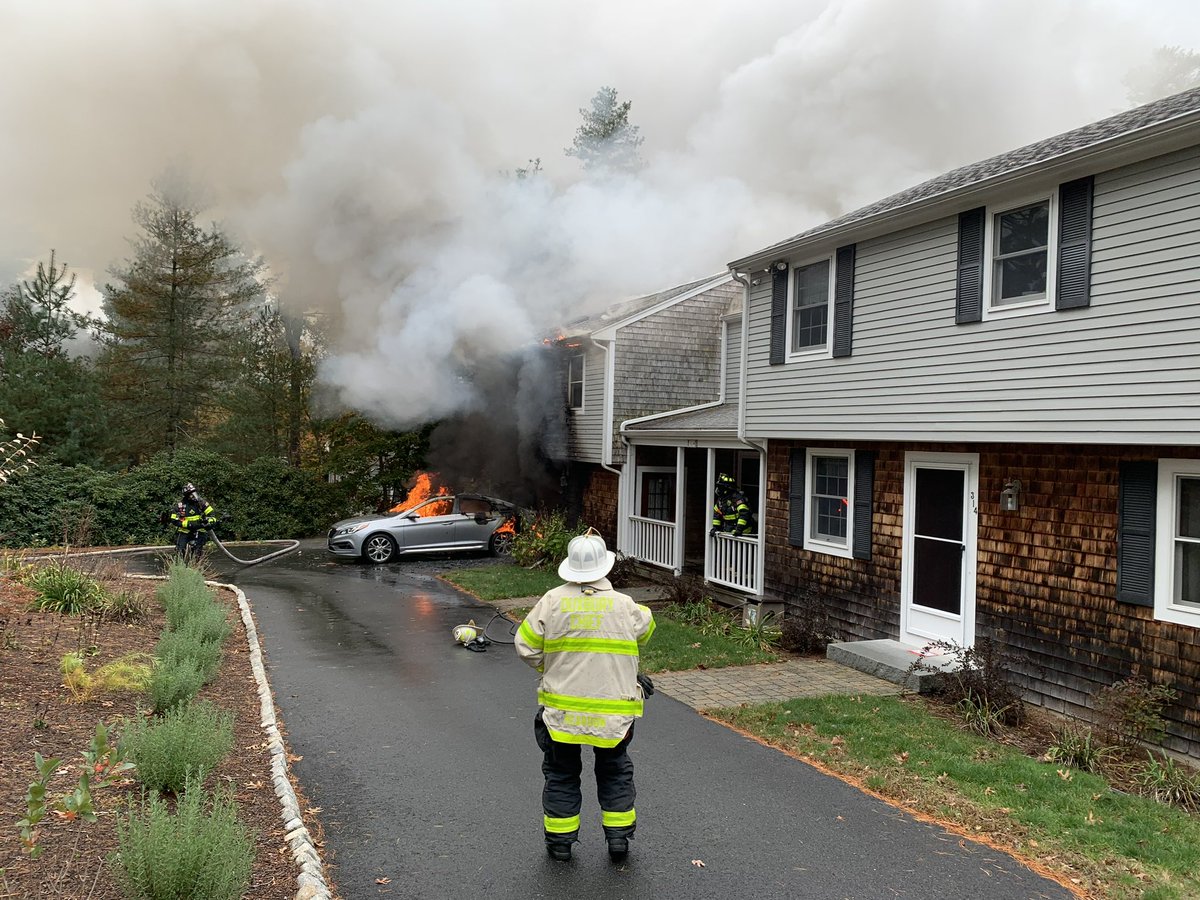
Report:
623,402,738,435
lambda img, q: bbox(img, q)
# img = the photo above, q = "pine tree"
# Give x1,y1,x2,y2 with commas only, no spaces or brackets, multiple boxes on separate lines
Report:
0,250,86,359
565,86,644,173
96,187,267,462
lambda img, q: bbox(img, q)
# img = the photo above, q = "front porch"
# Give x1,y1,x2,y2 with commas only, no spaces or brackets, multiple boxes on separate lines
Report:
619,442,764,597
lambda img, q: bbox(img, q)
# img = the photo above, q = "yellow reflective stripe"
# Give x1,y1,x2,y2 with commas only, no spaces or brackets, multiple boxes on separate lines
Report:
601,808,636,827
546,727,624,748
539,691,643,716
638,612,656,645
543,637,639,656
518,620,543,649
544,814,580,834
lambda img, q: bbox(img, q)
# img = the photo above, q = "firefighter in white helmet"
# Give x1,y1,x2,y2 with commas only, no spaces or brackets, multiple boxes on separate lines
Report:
515,529,655,862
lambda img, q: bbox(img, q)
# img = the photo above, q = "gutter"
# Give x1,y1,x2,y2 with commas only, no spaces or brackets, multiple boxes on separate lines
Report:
730,269,751,443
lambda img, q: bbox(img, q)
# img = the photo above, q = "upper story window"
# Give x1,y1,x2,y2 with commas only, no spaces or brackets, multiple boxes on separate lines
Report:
567,351,584,410
805,448,854,558
790,259,831,354
984,195,1055,316
993,200,1049,304
1155,459,1200,628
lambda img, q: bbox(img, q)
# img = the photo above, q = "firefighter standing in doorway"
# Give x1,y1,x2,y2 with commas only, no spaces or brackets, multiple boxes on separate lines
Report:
711,473,753,536
169,482,218,559
515,530,656,862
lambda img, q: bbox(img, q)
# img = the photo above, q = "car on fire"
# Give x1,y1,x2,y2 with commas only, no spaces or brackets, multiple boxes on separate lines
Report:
327,493,524,564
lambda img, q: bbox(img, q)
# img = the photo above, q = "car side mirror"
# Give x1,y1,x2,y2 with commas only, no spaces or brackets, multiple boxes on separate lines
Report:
474,513,489,524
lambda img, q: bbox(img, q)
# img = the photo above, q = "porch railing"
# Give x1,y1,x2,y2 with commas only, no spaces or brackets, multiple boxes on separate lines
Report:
707,533,760,594
627,515,675,571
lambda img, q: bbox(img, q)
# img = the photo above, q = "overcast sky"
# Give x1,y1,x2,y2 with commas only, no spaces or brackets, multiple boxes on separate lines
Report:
2,0,1199,424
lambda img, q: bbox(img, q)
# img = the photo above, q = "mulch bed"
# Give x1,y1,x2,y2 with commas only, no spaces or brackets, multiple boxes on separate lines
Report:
0,567,331,899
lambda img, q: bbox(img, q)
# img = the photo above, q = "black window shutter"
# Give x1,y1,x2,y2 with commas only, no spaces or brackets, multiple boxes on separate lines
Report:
1057,176,1094,311
769,266,787,365
852,450,875,560
1116,460,1157,607
788,447,806,547
956,207,985,324
832,244,856,358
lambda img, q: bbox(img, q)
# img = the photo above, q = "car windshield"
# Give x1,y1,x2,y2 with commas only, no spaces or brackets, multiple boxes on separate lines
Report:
406,496,454,518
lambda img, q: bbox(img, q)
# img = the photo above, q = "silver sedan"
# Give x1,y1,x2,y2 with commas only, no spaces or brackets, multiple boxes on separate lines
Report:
327,494,521,564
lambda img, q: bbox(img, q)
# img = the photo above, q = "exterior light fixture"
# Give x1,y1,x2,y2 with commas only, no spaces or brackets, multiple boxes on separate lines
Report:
772,260,788,272
1000,479,1022,512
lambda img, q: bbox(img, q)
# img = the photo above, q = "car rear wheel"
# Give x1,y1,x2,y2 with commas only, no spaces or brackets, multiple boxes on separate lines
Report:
363,534,398,564
490,531,515,558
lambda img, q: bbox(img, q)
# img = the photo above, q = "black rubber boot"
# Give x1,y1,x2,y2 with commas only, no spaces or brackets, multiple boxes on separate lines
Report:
606,836,629,860
546,841,573,861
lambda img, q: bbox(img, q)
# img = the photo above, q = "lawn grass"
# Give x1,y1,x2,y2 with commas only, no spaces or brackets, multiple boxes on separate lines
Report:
440,564,562,601
711,694,1200,899
639,617,778,673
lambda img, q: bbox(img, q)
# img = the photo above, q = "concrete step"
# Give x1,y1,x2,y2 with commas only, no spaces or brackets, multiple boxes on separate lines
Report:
826,639,960,693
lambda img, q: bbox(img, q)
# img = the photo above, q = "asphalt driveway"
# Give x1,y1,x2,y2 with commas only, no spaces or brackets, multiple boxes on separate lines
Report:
208,541,1073,900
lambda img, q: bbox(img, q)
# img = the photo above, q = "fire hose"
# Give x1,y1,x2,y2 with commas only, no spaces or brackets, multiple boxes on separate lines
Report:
206,529,300,567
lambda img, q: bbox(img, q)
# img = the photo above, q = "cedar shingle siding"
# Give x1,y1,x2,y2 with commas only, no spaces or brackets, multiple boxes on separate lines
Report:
765,440,1200,758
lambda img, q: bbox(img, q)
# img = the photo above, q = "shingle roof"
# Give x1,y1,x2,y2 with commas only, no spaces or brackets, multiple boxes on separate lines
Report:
623,402,738,434
733,85,1200,268
560,273,726,337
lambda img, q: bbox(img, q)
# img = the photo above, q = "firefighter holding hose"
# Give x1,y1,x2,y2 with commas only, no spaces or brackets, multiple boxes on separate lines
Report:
168,482,218,560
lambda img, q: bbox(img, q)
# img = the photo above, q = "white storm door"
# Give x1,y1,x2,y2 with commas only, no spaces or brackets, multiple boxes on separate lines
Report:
900,452,978,647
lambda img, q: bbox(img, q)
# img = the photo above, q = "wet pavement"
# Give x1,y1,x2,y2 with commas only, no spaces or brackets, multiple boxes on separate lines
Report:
135,540,1075,900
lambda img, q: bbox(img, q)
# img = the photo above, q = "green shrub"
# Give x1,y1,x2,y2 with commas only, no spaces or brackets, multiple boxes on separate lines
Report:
1045,723,1114,773
148,656,205,714
99,588,148,623
23,563,109,614
1134,751,1200,812
0,447,354,549
513,510,584,568
155,631,224,684
126,702,235,794
111,778,253,900
158,565,217,631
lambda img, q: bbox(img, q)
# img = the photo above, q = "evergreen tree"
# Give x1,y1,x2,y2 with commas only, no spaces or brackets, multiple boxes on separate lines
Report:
0,253,108,466
566,86,644,173
209,302,319,467
96,186,267,463
0,250,87,359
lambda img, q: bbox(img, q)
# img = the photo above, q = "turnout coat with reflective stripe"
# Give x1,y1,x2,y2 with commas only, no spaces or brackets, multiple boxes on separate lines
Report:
515,577,654,748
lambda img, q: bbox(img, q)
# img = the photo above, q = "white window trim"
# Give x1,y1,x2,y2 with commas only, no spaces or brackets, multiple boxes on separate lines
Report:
635,465,676,522
1154,458,1200,628
981,191,1057,321
803,447,855,559
786,254,835,361
567,350,585,412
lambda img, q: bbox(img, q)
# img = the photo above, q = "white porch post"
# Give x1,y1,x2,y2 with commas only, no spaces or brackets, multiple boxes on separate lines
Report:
755,443,766,598
673,445,686,575
618,444,636,552
704,448,715,582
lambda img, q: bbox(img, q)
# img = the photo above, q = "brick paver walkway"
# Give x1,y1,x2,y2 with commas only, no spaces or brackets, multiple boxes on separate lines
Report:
653,658,900,710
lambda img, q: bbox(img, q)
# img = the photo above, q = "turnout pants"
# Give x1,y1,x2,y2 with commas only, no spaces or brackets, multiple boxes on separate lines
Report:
534,709,636,844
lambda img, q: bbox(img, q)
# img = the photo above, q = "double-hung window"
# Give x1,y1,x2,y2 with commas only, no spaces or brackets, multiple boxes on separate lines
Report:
567,351,584,410
985,196,1054,315
790,259,831,354
805,448,854,558
1155,459,1200,627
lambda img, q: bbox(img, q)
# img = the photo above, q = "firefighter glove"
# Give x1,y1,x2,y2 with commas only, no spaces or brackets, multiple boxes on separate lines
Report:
637,673,655,697
709,527,719,537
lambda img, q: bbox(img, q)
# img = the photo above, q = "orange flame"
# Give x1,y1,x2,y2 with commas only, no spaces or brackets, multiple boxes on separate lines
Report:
390,472,451,513
495,517,517,536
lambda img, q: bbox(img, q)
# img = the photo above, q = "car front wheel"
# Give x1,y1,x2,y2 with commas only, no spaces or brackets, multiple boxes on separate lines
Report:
363,534,398,564
490,531,515,558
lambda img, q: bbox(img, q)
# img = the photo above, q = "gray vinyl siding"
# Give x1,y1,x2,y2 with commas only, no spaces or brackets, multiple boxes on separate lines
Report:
567,344,607,463
744,145,1200,445
609,283,736,464
724,317,742,403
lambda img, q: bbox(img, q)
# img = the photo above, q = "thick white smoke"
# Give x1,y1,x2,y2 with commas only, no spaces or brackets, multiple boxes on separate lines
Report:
0,0,1196,426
